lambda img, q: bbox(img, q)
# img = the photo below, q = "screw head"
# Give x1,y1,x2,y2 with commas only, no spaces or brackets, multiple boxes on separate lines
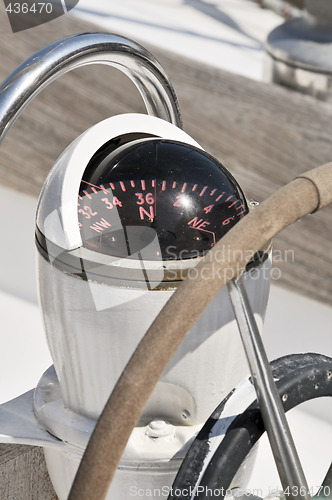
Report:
146,420,175,438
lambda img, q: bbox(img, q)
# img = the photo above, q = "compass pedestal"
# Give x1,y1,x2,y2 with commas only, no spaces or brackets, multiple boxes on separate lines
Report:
34,110,271,499
36,254,271,500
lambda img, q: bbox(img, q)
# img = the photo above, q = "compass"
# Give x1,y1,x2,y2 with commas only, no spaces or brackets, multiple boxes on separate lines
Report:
35,114,249,286
34,112,269,463
78,139,248,262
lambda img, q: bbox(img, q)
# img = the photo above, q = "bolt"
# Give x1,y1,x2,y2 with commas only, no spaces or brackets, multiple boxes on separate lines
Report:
146,420,175,438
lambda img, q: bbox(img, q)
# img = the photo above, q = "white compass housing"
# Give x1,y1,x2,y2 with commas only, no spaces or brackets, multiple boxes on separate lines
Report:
35,113,271,500
36,113,201,251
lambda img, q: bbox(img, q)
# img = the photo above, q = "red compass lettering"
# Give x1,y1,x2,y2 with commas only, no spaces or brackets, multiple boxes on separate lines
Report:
78,140,248,260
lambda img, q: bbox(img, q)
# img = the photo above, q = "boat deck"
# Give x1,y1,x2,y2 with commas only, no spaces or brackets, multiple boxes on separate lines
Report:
0,7,331,499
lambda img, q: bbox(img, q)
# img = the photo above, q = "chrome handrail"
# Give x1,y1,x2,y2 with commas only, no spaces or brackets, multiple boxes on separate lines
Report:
0,32,182,142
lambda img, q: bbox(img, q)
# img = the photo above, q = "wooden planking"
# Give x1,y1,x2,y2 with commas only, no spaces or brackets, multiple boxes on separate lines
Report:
287,0,305,7
148,49,332,304
0,7,331,310
0,444,57,499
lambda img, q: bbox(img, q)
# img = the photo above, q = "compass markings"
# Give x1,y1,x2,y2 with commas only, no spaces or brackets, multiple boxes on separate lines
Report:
82,180,109,194
215,192,225,202
99,184,108,194
83,190,92,200
228,200,238,209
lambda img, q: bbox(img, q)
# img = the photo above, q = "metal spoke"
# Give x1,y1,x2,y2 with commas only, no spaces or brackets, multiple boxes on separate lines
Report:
227,276,311,500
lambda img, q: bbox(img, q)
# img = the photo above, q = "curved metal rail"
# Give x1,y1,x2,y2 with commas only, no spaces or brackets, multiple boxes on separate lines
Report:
0,32,182,143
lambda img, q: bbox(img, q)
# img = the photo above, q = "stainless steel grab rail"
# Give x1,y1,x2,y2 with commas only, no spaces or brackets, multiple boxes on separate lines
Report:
0,32,182,142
